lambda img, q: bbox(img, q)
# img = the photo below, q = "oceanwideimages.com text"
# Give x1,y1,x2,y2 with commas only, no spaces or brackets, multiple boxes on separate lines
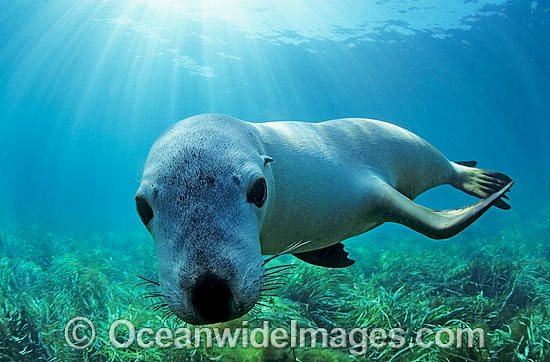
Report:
65,317,485,354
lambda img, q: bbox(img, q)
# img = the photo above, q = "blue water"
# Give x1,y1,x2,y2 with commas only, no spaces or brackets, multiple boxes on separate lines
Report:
1,0,548,234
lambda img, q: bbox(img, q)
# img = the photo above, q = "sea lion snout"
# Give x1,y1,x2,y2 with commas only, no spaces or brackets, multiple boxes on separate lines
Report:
173,250,261,324
190,273,235,323
170,249,263,324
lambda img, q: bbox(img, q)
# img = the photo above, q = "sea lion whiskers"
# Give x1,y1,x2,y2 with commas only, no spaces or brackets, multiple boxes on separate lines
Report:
136,275,163,287
256,264,296,298
140,292,167,299
151,301,169,312
263,240,311,266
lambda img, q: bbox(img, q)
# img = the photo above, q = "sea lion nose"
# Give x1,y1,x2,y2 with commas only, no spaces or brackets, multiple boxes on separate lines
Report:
191,274,233,323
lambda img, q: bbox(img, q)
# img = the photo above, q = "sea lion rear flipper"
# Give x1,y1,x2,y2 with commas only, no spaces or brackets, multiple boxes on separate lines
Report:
451,161,513,209
378,179,514,239
293,243,355,268
455,160,477,167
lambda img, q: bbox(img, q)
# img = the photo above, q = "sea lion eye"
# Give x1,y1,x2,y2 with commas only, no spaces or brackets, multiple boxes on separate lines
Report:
247,177,267,207
136,196,154,226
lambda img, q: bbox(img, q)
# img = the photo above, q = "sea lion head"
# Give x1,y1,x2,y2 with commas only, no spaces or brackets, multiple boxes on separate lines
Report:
135,115,273,325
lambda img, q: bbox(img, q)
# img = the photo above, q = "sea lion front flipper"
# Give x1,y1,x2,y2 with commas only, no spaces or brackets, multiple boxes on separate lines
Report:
377,179,514,239
293,243,355,268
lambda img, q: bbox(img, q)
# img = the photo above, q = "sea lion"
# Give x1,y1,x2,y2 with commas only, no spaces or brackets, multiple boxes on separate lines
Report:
135,114,513,324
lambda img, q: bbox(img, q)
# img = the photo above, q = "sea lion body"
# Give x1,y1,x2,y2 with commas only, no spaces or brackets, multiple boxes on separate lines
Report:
136,114,513,324
253,119,454,254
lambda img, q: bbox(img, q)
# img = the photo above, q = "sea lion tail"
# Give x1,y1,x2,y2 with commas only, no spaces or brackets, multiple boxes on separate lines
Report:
451,161,513,209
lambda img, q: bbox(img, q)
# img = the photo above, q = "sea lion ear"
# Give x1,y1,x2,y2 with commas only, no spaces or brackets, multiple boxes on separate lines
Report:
261,155,274,166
